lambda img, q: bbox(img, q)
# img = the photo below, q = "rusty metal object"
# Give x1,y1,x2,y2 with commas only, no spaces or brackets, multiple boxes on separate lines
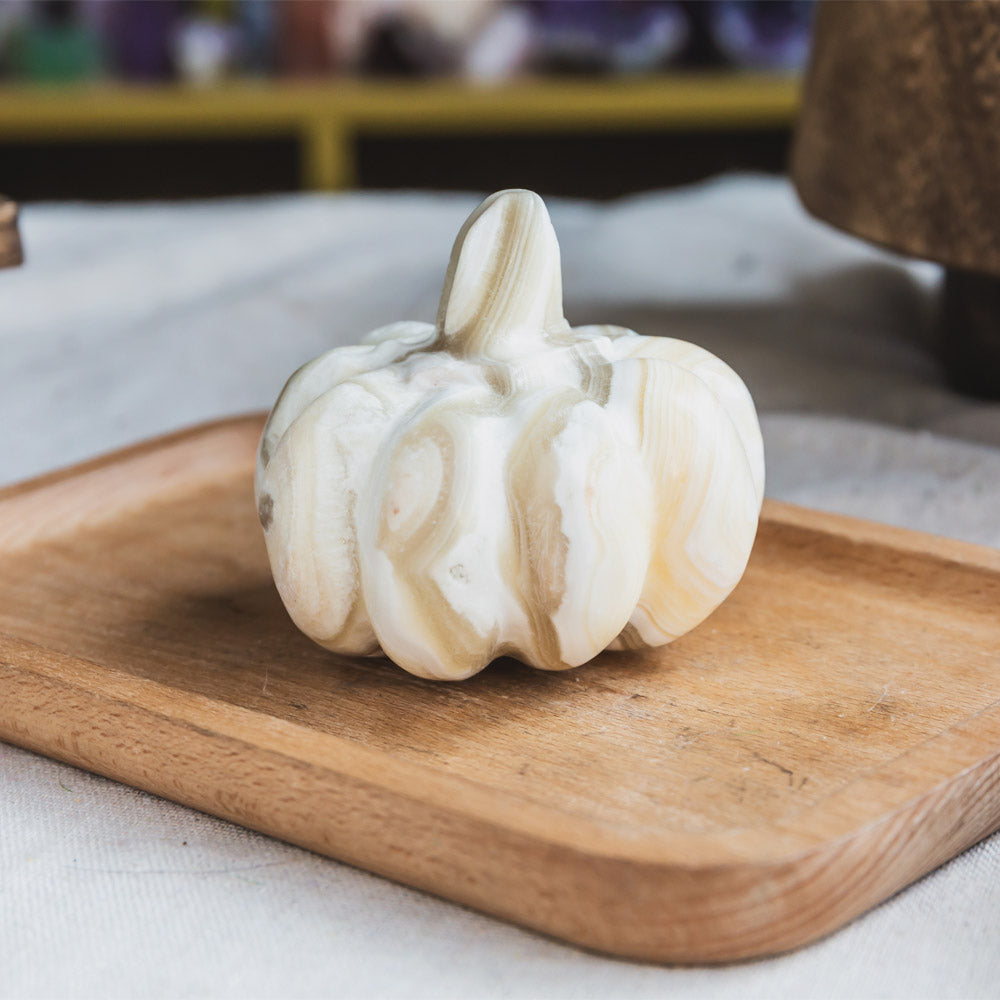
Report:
792,0,1000,396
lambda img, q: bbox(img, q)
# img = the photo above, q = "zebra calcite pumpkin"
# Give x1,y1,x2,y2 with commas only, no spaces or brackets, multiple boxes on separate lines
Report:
256,189,764,680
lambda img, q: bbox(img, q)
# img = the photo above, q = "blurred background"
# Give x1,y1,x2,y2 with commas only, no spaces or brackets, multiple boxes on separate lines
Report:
0,0,813,200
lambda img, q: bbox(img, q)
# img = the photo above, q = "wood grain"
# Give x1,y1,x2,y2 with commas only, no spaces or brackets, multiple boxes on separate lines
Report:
1,414,998,963
792,0,1000,275
0,198,22,268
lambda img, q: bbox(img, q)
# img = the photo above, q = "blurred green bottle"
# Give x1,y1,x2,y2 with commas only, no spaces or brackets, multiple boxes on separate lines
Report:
5,0,104,83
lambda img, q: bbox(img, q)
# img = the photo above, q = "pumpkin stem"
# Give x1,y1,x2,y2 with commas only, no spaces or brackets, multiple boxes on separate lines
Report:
437,189,566,359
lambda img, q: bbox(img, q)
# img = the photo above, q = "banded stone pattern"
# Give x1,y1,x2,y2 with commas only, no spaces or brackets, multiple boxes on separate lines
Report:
256,190,764,679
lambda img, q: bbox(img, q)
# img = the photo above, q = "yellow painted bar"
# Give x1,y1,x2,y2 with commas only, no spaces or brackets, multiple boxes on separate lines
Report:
0,75,800,189
300,120,355,191
346,75,801,131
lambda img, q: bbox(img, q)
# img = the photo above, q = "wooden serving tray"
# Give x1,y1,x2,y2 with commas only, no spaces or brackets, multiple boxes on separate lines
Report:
2,415,999,963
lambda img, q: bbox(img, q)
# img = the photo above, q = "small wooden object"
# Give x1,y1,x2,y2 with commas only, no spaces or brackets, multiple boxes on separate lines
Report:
1,415,998,963
0,198,23,268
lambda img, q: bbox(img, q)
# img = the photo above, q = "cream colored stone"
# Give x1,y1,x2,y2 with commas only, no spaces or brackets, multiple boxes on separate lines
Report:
256,189,764,679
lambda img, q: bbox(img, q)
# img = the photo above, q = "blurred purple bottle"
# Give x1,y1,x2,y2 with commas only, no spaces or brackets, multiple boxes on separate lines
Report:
527,0,689,75
709,0,813,72
104,0,182,81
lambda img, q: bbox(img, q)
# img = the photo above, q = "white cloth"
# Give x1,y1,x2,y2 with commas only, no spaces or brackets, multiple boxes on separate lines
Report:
2,177,999,999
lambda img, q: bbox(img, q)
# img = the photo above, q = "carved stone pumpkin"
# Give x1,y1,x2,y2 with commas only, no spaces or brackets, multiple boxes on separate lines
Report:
256,189,764,679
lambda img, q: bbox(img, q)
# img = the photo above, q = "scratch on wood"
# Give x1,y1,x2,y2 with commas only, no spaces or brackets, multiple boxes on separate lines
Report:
867,684,895,720
753,751,795,787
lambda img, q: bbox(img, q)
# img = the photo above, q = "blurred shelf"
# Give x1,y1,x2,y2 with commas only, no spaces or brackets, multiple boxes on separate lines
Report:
0,74,801,191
